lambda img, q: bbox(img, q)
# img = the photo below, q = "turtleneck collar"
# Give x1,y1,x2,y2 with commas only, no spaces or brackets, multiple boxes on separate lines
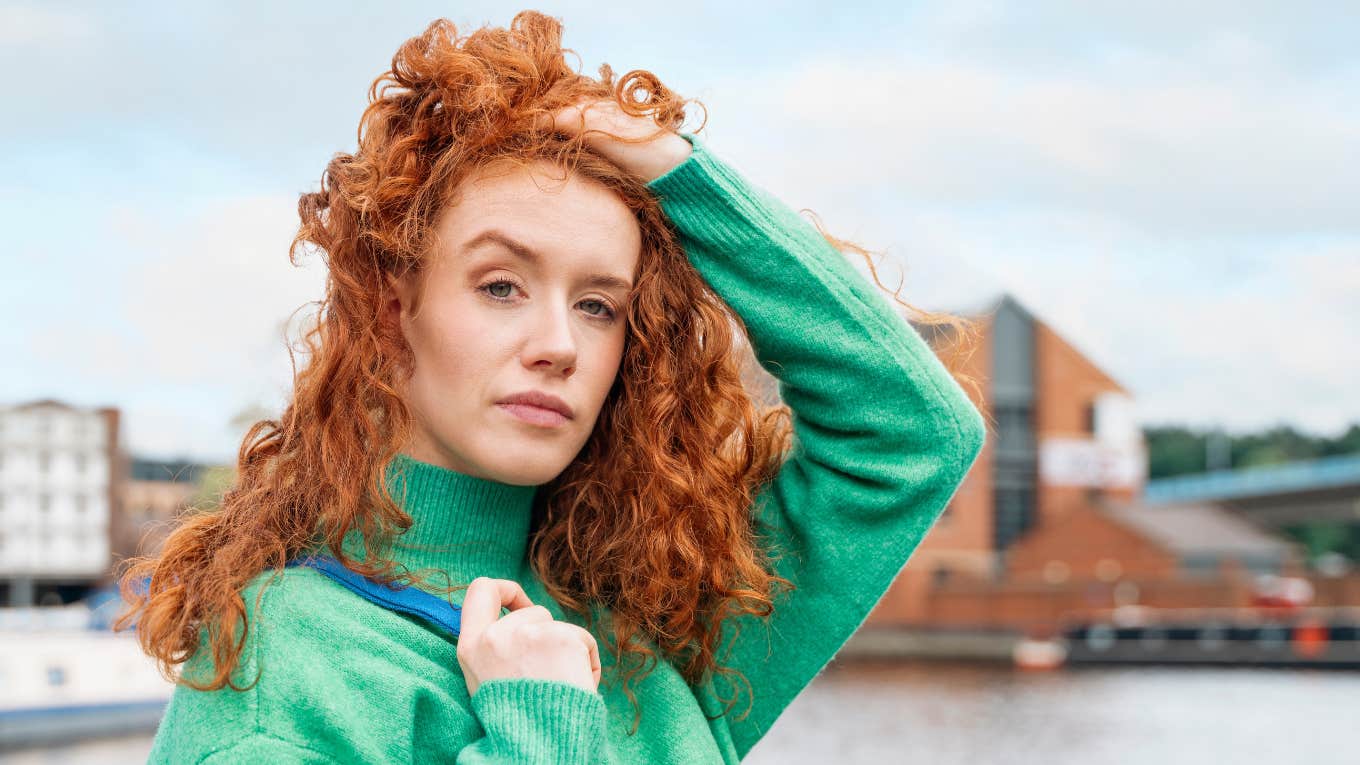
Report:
337,452,540,582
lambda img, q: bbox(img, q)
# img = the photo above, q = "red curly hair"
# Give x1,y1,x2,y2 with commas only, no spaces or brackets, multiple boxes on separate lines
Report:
115,10,985,733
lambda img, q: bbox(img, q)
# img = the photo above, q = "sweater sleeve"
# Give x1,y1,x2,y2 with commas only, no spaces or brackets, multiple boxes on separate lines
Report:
457,678,609,764
646,134,987,758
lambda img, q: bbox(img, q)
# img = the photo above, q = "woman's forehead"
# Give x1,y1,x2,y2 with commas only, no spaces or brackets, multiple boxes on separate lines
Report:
430,163,641,275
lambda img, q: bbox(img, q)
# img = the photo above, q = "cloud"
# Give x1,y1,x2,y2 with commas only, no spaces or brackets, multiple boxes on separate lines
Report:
0,4,94,46
908,1,1358,76
114,195,325,392
702,47,1359,240
23,193,327,460
1130,239,1360,436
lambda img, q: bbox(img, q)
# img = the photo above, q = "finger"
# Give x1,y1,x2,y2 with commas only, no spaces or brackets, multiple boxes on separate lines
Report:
459,578,534,644
565,625,601,688
490,604,554,632
541,622,598,657
550,101,590,136
588,635,601,688
590,641,602,688
532,107,560,135
532,101,579,136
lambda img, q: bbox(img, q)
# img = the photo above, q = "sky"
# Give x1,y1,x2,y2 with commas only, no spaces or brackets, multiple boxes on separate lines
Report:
3,1,1357,463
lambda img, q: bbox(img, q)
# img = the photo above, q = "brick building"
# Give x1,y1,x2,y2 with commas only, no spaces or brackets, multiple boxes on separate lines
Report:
115,458,209,564
858,293,1313,634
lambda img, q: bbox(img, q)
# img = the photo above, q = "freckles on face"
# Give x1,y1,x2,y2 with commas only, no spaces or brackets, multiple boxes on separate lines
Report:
397,160,642,485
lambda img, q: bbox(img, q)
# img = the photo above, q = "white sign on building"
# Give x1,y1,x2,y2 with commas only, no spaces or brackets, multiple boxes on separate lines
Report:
1039,392,1147,489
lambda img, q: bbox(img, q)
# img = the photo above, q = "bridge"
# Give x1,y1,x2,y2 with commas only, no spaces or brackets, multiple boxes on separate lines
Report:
1144,454,1360,528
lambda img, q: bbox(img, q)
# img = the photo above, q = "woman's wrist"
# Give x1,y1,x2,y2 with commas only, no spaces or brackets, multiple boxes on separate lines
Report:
542,99,694,183
630,131,694,183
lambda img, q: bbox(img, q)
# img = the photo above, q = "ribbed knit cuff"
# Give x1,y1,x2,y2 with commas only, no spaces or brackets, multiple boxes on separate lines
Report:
468,678,607,764
645,132,766,232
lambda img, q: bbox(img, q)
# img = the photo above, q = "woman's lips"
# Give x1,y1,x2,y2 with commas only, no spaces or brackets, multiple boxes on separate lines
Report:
496,402,569,428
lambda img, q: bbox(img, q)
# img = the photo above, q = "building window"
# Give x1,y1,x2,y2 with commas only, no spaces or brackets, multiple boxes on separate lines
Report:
39,493,52,513
994,486,1036,550
1084,402,1097,434
1198,625,1227,652
75,494,87,513
995,404,1034,454
75,453,87,473
38,452,51,473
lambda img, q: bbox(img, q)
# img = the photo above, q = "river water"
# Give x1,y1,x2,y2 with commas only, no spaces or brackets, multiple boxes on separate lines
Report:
6,660,1357,764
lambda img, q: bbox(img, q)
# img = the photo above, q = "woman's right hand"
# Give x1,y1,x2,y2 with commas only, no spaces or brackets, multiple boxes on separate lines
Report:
456,577,602,696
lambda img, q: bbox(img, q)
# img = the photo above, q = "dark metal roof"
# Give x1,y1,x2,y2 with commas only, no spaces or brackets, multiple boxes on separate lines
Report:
1102,501,1295,557
130,458,208,484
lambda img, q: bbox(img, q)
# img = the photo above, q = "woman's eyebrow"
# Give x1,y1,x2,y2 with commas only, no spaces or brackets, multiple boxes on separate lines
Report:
463,228,634,291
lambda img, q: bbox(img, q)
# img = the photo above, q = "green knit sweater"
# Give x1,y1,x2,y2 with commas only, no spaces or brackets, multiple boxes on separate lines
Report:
147,133,987,764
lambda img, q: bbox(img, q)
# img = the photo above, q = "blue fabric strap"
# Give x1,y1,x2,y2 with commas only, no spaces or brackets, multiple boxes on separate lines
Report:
287,554,463,639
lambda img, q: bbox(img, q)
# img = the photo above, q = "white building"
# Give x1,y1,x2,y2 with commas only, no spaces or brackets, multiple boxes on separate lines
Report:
0,400,122,606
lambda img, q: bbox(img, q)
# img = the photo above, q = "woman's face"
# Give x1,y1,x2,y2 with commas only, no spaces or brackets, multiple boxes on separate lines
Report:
388,160,641,486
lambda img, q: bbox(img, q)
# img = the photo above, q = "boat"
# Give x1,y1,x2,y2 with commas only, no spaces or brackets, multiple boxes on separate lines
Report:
0,603,173,750
1057,605,1360,668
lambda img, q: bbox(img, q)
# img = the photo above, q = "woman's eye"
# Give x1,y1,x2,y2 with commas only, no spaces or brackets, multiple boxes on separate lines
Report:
487,281,515,298
581,299,612,317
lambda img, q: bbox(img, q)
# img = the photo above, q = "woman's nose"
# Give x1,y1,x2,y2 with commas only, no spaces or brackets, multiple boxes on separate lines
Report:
522,300,577,375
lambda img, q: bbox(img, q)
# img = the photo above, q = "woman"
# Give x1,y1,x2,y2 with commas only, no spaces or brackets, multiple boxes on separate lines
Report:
120,11,987,764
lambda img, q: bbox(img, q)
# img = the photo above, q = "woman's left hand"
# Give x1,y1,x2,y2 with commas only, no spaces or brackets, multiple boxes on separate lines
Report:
541,98,692,183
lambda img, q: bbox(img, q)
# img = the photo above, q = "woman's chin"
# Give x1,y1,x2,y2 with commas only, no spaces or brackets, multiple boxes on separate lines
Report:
475,450,571,487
